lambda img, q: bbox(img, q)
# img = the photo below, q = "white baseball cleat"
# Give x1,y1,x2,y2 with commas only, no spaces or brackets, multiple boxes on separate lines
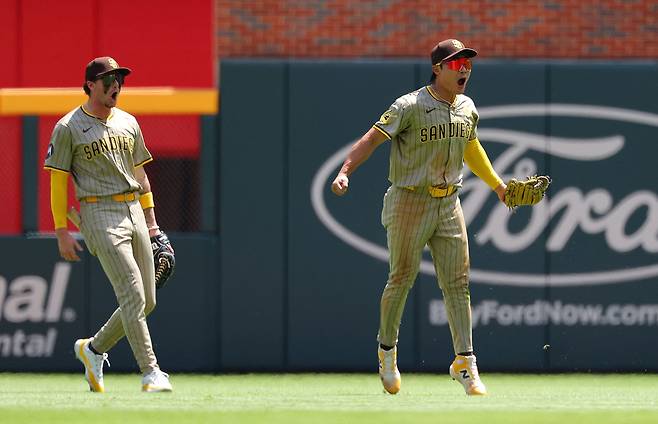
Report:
142,369,173,392
74,338,109,393
449,354,487,396
378,346,401,394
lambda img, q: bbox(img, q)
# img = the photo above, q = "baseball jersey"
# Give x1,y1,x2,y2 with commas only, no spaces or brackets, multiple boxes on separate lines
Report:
373,86,479,188
44,106,152,198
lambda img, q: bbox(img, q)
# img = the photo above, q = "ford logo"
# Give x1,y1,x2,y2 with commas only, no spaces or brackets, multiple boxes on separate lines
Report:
311,103,658,287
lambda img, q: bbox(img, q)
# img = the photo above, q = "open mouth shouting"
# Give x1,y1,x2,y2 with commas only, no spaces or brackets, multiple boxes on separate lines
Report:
456,76,469,92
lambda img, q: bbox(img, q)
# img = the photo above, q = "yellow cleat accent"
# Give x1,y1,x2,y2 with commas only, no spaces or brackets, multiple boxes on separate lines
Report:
142,369,173,393
449,354,487,396
74,338,107,393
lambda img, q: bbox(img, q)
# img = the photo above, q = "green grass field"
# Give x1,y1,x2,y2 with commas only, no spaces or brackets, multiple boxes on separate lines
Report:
1,373,657,423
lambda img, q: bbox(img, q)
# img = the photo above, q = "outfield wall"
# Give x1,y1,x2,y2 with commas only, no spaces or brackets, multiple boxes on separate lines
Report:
2,60,658,373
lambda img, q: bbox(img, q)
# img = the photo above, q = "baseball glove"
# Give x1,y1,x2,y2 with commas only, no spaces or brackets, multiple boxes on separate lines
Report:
151,232,175,289
504,175,551,209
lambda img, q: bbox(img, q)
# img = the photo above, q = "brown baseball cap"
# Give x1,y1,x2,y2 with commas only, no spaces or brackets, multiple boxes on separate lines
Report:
430,39,477,65
85,56,131,81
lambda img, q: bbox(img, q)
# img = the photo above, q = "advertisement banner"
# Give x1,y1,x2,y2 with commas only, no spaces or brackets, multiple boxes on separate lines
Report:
305,60,658,371
0,235,218,372
0,238,86,371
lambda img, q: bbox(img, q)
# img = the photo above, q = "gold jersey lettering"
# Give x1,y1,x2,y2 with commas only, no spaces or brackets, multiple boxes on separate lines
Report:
83,135,136,160
418,122,470,143
429,125,438,141
438,124,446,139
99,139,109,153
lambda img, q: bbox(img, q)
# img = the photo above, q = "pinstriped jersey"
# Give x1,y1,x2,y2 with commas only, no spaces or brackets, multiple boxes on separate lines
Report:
373,86,479,188
44,106,152,199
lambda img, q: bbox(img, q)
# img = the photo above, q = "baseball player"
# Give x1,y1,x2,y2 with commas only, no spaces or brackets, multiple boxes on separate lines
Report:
44,57,172,393
331,39,507,396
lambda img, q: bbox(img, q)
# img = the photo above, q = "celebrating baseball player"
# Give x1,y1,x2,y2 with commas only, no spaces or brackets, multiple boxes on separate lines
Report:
44,57,175,393
331,39,549,396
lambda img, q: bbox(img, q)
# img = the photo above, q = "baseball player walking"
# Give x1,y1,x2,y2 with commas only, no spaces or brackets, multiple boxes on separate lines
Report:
44,57,172,393
332,39,507,396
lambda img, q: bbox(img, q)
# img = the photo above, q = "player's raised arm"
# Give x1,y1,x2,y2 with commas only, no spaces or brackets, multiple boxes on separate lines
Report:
331,127,388,196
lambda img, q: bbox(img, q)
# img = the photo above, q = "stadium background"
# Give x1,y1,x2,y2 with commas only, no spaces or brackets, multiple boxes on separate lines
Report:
0,0,657,373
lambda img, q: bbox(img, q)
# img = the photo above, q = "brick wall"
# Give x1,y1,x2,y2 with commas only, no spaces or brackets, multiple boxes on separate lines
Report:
216,0,658,59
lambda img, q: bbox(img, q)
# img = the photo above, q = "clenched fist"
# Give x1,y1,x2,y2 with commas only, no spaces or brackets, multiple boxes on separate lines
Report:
331,173,349,196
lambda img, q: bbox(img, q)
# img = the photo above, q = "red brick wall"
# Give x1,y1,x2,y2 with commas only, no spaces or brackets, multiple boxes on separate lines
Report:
216,0,658,59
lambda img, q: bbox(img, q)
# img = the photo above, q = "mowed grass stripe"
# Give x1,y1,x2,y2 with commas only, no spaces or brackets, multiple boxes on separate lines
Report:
1,410,658,424
0,373,657,423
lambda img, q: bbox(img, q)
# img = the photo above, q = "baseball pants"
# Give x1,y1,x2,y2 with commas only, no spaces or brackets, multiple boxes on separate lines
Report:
378,186,473,355
80,198,158,374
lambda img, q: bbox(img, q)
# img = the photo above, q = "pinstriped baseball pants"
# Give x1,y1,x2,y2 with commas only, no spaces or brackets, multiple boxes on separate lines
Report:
80,199,158,374
378,186,473,355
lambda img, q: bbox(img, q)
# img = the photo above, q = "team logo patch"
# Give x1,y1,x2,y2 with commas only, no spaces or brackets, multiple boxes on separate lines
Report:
379,110,396,125
108,58,119,69
46,143,54,159
451,40,464,50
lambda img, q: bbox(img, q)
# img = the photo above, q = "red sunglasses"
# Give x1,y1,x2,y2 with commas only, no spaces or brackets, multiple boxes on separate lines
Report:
442,57,472,71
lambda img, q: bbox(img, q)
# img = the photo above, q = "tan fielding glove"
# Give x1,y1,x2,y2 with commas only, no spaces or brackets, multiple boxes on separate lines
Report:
504,175,551,210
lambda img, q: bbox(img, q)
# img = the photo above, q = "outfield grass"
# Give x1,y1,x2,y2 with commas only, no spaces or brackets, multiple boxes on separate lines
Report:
0,373,657,423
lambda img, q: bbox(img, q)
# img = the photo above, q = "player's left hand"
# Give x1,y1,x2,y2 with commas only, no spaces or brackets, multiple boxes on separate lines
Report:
332,173,349,196
494,183,507,203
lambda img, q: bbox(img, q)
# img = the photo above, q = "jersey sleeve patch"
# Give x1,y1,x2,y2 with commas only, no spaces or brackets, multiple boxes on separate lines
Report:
374,100,407,139
378,109,396,126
